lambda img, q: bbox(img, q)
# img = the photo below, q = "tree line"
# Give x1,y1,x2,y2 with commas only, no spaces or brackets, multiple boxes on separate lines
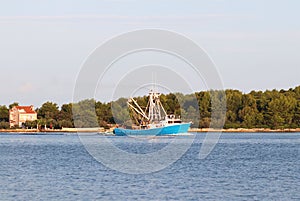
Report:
1,86,300,129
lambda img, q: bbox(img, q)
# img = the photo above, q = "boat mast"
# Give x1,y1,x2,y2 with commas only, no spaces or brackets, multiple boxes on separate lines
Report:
148,90,167,122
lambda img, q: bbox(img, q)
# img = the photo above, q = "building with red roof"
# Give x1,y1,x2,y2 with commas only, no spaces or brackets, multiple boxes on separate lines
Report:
9,105,37,128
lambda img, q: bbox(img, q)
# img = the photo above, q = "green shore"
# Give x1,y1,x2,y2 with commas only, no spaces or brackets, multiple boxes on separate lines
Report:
189,128,300,133
1,128,300,133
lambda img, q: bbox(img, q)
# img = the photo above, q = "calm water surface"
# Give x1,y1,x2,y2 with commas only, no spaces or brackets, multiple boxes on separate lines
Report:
0,132,300,200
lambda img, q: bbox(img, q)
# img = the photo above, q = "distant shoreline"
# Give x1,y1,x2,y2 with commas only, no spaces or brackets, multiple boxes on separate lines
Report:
1,127,300,133
189,128,300,133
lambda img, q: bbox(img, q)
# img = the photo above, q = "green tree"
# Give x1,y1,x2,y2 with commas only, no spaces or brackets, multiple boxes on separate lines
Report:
178,93,199,127
266,94,296,128
186,105,198,128
0,105,9,122
58,103,74,127
293,102,300,127
238,94,259,128
225,90,243,127
164,93,180,115
24,120,38,129
111,98,132,127
95,101,114,128
210,90,226,129
9,102,19,109
38,102,59,120
0,121,9,129
196,91,211,128
16,85,300,130
72,99,98,128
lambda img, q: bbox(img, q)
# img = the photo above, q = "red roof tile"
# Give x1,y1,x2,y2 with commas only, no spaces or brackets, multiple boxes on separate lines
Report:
15,106,36,114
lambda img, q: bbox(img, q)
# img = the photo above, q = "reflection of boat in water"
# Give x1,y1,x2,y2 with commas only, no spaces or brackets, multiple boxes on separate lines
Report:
113,90,191,136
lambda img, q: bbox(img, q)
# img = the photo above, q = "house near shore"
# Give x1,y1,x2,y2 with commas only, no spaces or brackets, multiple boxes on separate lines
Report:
9,106,37,128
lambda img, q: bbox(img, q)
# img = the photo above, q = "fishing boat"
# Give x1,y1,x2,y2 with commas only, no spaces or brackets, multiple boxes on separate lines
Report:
113,90,191,136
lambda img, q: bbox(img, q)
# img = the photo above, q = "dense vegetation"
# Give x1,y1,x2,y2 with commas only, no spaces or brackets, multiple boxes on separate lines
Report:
1,86,300,129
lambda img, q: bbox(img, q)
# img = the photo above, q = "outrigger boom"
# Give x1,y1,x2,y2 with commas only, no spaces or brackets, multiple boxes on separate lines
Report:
113,89,191,136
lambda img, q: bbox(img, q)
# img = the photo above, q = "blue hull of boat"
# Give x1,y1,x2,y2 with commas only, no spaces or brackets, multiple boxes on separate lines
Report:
113,123,191,136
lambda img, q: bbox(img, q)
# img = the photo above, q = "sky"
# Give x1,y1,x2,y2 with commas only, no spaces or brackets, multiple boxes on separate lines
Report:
0,0,300,107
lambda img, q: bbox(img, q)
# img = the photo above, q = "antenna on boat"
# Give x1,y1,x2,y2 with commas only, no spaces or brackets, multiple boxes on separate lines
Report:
151,72,155,92
154,73,156,93
151,72,158,92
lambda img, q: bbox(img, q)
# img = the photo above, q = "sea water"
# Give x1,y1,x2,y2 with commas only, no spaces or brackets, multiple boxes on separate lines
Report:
0,133,299,200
